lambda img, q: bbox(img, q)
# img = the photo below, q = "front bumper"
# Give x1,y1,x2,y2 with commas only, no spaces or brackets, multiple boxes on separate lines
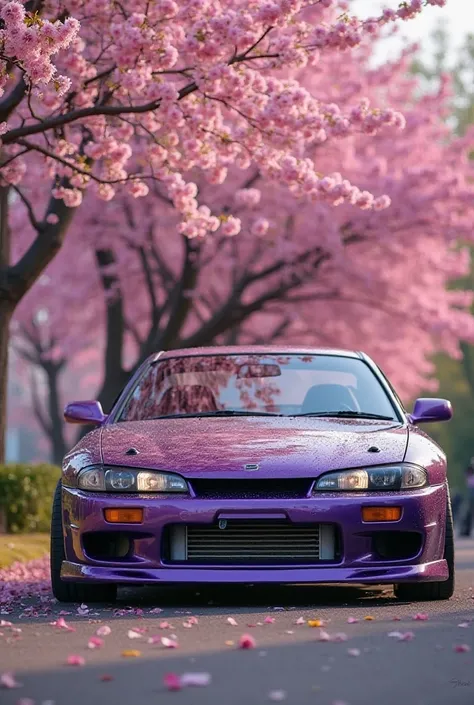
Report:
60,483,448,585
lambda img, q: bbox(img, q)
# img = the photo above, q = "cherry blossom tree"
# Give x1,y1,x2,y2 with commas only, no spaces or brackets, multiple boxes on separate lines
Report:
10,235,100,462
0,0,449,459
10,16,474,462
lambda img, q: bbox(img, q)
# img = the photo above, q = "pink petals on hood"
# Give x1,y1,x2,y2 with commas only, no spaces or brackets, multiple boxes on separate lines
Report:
264,616,276,624
239,634,256,649
164,672,211,690
66,654,85,666
268,690,287,701
50,617,75,632
227,617,238,626
1,672,21,689
347,617,359,624
412,613,429,621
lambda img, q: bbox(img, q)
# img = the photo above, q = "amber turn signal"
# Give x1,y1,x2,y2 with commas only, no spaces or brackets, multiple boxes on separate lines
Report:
362,506,401,522
104,508,143,523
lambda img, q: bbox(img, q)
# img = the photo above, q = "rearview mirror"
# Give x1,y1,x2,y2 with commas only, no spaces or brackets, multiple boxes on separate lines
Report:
237,363,281,378
408,398,452,425
64,400,107,426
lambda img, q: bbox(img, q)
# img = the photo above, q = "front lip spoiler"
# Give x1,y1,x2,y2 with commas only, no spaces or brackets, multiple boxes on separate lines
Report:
61,559,448,585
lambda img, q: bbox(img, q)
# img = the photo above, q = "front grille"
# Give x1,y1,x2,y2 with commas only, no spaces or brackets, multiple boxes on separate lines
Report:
189,478,312,499
166,521,336,564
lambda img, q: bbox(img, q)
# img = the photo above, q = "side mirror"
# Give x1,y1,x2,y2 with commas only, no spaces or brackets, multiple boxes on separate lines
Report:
64,400,107,426
408,398,452,425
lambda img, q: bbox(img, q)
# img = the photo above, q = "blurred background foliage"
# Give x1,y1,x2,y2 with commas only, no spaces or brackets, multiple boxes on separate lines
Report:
413,24,474,494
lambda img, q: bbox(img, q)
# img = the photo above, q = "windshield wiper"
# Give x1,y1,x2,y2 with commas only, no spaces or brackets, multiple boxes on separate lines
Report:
151,410,283,420
294,411,396,420
209,410,283,416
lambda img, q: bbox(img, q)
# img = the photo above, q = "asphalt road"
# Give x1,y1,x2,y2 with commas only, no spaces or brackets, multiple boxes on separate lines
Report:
1,538,474,705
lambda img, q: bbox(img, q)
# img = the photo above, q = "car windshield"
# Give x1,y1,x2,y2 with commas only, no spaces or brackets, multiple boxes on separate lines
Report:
117,354,399,422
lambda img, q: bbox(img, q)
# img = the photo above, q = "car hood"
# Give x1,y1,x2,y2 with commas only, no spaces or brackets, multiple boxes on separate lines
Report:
100,417,408,478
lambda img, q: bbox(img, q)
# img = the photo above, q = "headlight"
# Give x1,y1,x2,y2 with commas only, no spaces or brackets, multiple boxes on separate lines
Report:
313,464,427,492
77,466,189,493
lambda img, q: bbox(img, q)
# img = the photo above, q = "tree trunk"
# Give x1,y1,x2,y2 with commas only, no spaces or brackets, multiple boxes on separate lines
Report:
94,249,126,412
45,362,67,465
75,248,128,443
0,185,11,464
0,299,13,463
0,176,78,459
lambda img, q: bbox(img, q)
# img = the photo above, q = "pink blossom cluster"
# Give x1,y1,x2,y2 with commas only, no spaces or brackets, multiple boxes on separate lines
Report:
389,0,447,21
265,156,392,211
0,2,79,95
8,0,474,443
0,0,443,229
234,188,261,208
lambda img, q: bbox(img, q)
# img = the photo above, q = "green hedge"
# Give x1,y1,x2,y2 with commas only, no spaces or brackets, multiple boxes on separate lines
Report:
0,464,61,533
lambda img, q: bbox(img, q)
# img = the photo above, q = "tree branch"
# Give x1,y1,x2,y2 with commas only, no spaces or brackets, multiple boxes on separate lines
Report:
6,190,78,303
2,39,282,146
248,316,293,344
180,240,337,348
124,318,143,349
2,82,196,145
152,236,200,350
30,370,52,437
0,77,27,122
11,185,41,231
137,242,160,329
147,229,176,291
93,248,128,414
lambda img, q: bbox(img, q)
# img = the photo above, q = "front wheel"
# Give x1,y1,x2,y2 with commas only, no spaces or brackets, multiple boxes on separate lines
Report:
394,489,454,602
50,481,117,604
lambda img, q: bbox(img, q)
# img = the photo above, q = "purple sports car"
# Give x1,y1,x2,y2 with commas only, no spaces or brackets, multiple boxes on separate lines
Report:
51,347,454,603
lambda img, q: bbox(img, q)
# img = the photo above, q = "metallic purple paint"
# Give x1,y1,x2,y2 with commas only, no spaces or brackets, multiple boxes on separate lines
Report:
58,347,452,590
157,345,361,360
408,398,453,425
60,483,448,585
100,417,408,478
64,400,108,426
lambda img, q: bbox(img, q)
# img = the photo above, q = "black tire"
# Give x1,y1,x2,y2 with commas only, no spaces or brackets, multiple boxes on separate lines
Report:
394,488,454,602
50,481,117,604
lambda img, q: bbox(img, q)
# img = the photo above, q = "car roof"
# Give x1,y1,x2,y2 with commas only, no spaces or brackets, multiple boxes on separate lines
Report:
156,346,363,361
